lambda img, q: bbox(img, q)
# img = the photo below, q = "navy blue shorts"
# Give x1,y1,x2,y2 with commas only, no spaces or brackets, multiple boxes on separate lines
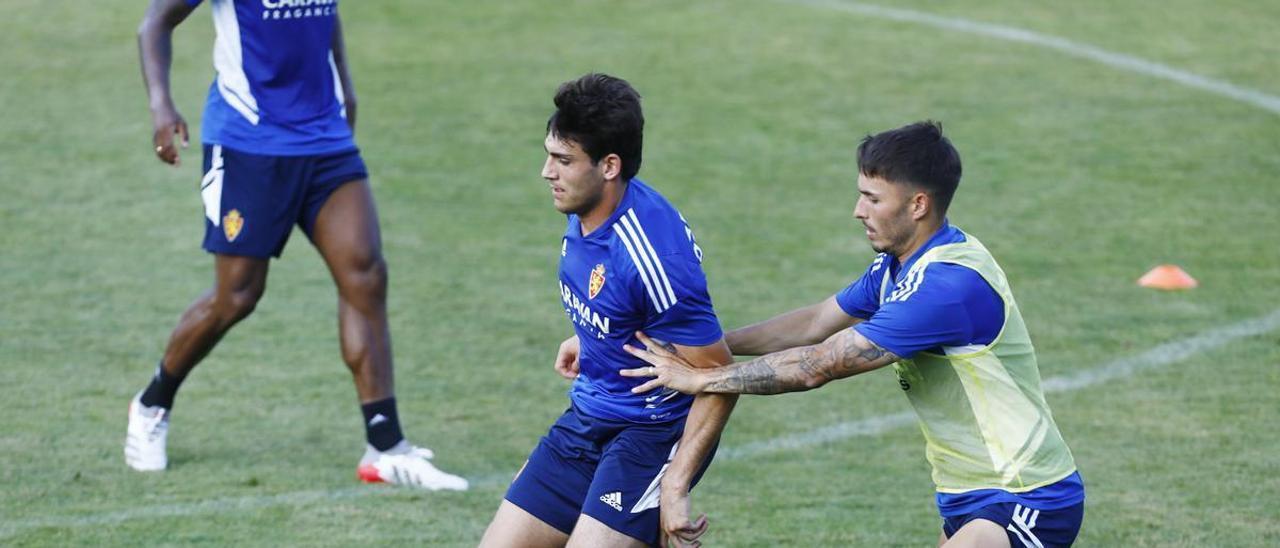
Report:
943,502,1084,547
199,144,368,258
504,404,716,547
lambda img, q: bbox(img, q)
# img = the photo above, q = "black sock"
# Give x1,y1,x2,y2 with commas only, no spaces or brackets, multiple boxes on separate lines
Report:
139,360,185,409
361,397,405,452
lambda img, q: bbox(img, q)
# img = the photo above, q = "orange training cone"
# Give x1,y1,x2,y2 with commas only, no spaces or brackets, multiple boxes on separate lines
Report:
1138,264,1198,290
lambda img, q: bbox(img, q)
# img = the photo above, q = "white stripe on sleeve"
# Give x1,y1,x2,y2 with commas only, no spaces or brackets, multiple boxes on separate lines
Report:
615,210,680,313
614,222,669,312
624,209,679,306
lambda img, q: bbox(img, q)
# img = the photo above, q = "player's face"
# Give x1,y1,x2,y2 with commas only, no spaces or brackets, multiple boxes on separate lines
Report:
542,133,607,216
854,173,915,256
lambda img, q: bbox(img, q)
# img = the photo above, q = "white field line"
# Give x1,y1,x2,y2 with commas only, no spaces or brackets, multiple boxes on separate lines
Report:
783,0,1280,115
4,308,1277,539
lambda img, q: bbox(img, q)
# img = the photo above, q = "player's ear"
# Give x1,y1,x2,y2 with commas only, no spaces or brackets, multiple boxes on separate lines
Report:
910,191,931,221
599,153,622,181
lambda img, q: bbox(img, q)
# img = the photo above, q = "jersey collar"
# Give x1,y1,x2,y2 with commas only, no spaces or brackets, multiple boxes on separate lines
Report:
575,178,641,240
891,219,962,282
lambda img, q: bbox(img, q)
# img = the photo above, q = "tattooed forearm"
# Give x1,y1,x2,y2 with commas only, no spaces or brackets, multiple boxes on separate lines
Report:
837,332,894,373
701,330,899,395
704,346,827,394
797,344,840,385
705,359,782,394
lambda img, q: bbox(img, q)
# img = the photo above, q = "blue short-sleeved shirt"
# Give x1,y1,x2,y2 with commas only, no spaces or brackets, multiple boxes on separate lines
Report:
186,0,354,155
559,179,722,424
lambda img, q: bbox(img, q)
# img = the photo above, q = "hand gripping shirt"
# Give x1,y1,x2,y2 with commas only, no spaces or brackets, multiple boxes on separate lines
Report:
836,222,1084,516
559,179,723,424
185,0,354,155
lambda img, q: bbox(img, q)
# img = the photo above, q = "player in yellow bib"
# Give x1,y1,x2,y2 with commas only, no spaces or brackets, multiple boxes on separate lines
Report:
622,121,1084,547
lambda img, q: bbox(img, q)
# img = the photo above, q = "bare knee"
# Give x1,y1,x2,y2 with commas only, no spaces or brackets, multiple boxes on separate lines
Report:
210,255,269,325
338,253,388,303
214,284,263,324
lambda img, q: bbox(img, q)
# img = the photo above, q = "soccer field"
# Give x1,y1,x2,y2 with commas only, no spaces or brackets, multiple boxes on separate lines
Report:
3,0,1279,545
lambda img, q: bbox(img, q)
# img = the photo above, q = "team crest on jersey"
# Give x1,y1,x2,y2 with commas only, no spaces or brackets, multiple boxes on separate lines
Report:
588,263,606,299
223,209,244,242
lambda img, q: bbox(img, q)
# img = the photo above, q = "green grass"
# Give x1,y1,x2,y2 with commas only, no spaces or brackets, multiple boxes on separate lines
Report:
2,0,1278,545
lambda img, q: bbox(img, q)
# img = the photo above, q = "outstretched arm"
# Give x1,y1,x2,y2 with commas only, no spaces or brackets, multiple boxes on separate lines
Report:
724,295,861,356
137,0,197,165
624,328,899,395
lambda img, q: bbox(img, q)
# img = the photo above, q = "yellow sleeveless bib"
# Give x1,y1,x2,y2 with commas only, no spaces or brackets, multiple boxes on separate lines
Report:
885,232,1076,493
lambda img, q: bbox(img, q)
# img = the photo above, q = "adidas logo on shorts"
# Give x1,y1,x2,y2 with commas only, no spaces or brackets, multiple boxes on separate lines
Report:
599,491,623,512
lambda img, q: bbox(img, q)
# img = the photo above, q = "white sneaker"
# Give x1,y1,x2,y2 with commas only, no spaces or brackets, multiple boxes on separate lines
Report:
356,442,468,491
125,392,169,471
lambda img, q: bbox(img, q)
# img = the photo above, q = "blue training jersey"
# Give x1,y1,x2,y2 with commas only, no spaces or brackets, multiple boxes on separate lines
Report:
186,0,355,155
834,221,1084,515
559,179,723,424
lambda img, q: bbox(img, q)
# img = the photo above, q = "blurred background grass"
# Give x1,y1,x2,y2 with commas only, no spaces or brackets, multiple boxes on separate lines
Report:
1,0,1277,545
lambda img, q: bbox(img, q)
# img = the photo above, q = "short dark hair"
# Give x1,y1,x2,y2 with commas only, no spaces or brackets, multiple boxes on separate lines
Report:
856,121,962,215
547,73,645,182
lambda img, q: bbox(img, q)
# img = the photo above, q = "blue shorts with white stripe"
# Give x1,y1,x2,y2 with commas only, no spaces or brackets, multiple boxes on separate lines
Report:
942,502,1084,547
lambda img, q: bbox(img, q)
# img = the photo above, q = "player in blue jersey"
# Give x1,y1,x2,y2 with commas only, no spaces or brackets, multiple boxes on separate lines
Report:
624,122,1085,546
478,74,737,548
126,0,466,491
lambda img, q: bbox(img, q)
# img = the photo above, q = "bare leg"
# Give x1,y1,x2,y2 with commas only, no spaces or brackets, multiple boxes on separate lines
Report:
565,514,647,548
309,180,470,490
160,254,269,377
126,253,268,470
479,500,570,548
310,180,393,403
942,519,1011,548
